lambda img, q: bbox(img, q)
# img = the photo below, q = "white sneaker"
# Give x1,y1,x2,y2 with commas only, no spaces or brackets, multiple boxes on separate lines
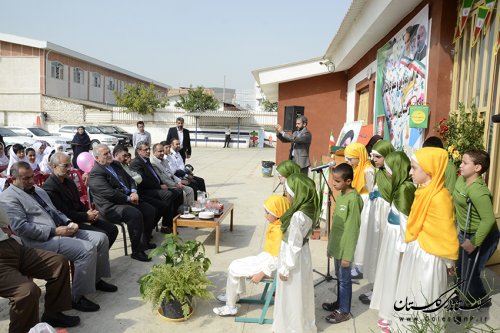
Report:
213,305,238,316
216,294,240,303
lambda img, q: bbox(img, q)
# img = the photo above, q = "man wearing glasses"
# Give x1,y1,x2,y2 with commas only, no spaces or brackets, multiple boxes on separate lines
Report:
43,152,118,248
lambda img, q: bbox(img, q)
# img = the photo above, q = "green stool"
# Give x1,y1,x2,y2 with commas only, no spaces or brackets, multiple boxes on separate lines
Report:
234,275,276,325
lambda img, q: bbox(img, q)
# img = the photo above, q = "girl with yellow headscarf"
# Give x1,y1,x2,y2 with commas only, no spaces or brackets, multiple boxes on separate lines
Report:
213,194,290,317
344,142,375,279
393,147,459,322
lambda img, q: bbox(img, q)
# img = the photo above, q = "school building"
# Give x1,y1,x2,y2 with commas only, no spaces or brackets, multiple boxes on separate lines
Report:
0,32,170,127
253,0,500,263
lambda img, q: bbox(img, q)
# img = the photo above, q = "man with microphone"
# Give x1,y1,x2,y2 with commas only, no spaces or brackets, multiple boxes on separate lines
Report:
275,115,312,175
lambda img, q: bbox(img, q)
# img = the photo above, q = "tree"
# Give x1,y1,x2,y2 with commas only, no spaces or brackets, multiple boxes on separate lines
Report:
174,86,219,112
114,83,168,115
261,99,278,112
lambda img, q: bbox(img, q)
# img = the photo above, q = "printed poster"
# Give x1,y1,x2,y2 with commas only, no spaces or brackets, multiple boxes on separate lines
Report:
374,5,429,154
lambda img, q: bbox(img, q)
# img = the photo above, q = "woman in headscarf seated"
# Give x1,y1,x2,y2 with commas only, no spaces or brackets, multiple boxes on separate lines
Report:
213,194,290,316
25,147,40,173
0,143,9,174
6,144,28,176
32,141,47,164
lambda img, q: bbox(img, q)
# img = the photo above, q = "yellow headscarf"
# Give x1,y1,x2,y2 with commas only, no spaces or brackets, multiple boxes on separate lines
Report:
344,143,373,194
406,147,458,260
263,194,290,256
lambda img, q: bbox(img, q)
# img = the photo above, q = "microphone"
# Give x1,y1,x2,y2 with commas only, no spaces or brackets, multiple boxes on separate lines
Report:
311,161,336,172
492,114,500,123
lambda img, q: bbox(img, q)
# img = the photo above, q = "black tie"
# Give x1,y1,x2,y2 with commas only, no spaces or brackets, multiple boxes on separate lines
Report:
26,188,68,227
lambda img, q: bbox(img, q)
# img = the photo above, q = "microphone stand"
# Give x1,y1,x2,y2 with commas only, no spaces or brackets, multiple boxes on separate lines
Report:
313,166,359,287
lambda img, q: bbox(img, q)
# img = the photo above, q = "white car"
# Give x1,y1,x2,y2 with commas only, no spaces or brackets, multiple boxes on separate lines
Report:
0,127,37,151
7,126,72,152
58,125,119,149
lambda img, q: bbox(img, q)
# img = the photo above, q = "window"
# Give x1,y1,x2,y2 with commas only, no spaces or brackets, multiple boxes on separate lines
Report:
107,78,115,91
51,62,64,80
92,73,101,88
73,68,84,84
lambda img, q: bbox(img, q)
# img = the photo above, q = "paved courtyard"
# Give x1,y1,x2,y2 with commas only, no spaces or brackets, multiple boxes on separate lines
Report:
0,146,498,332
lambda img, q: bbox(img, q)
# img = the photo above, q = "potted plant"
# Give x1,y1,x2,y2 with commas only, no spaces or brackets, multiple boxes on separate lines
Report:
139,234,213,320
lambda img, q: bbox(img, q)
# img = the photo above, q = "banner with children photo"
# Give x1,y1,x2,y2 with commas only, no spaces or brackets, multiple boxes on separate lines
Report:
374,5,429,154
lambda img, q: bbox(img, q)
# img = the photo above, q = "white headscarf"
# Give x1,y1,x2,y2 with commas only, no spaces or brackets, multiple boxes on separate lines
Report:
6,146,28,176
32,141,47,164
0,143,9,167
39,147,55,174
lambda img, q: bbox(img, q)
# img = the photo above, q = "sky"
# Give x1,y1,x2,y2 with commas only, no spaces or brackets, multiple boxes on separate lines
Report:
0,0,351,91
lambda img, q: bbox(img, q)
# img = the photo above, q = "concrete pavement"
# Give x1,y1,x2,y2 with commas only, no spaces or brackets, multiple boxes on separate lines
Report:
0,146,498,332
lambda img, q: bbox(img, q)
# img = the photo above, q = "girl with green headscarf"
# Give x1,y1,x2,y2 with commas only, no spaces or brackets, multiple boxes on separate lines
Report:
369,151,415,330
273,173,318,333
361,140,395,290
276,160,301,196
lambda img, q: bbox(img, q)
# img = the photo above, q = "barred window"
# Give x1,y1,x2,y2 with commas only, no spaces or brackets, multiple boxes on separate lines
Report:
51,62,64,80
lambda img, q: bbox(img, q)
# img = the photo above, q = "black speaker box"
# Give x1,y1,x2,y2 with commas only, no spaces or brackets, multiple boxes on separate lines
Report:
283,106,305,131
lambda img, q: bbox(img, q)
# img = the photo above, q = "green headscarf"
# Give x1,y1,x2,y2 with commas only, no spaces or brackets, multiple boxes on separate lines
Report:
276,160,301,178
384,151,415,216
281,174,320,237
372,140,395,202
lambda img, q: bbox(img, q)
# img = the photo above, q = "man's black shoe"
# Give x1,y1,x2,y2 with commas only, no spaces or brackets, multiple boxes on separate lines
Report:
96,279,118,292
41,312,80,328
72,296,100,312
322,301,339,312
131,251,151,262
358,293,371,305
147,243,157,249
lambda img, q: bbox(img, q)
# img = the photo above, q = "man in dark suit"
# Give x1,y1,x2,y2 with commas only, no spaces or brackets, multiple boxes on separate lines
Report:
130,141,182,234
166,117,191,162
43,152,118,248
88,144,155,262
275,115,312,174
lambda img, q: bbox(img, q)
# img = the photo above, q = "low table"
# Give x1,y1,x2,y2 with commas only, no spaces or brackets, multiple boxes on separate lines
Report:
172,203,234,253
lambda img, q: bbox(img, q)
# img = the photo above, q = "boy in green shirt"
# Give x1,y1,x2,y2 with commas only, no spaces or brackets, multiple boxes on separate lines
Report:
453,149,499,306
323,163,363,324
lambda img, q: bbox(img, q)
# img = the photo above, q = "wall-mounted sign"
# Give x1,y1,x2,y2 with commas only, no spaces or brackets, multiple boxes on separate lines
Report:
409,105,429,128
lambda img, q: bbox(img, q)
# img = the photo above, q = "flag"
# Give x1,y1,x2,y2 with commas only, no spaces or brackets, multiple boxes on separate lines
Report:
472,6,489,47
459,0,475,35
483,0,496,36
329,130,335,151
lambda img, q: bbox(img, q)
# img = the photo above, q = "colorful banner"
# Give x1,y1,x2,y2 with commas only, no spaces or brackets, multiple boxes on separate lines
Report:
459,0,475,34
409,105,429,128
374,5,428,154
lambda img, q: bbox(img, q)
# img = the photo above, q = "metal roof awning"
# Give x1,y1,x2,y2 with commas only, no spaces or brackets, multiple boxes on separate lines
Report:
185,110,253,118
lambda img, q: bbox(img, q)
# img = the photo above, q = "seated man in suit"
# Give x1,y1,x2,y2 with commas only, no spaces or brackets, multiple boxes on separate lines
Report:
150,143,194,207
0,162,116,313
88,144,156,262
166,139,206,195
0,207,80,332
112,145,142,185
42,152,118,248
130,141,182,234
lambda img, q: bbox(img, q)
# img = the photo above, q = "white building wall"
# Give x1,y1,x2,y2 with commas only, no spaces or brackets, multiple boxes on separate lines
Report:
70,69,88,100
0,57,41,124
346,60,378,122
104,76,117,105
89,72,103,102
46,63,69,98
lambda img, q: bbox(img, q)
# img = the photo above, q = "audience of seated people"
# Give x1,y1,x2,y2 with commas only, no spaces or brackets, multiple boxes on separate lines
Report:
88,144,156,262
43,152,119,248
0,161,117,314
151,142,194,206
130,141,182,234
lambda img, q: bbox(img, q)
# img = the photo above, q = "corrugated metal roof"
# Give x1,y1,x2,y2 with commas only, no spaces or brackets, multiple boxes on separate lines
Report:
185,110,253,118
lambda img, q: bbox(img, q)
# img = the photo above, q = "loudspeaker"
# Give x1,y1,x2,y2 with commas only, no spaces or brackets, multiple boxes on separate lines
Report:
284,106,305,131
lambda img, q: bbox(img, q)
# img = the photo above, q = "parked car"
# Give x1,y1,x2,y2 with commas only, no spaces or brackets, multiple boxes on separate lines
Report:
95,125,132,147
7,126,72,152
58,125,119,149
0,127,37,152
